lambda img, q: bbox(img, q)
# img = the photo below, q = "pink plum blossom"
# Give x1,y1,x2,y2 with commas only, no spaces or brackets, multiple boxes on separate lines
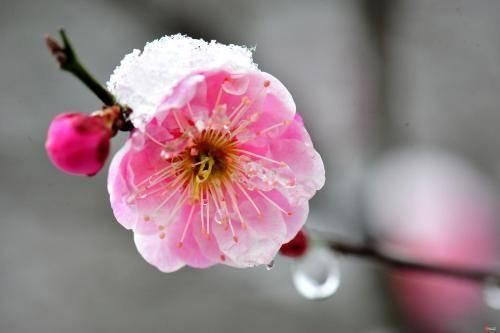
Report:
46,112,111,176
107,35,325,272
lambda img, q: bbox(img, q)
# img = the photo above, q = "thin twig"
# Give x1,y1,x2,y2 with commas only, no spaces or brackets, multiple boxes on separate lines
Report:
328,239,500,284
45,29,115,106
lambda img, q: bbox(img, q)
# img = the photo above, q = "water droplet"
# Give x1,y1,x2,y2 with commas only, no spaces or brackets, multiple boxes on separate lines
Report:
483,277,500,309
291,246,340,300
215,207,229,224
266,260,275,271
222,75,250,95
276,164,296,188
194,117,208,131
126,193,137,204
160,150,173,160
131,131,145,150
236,130,256,143
242,162,273,191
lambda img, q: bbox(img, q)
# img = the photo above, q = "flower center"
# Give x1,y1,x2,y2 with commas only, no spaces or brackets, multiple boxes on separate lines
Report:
181,128,239,201
194,154,215,184
126,78,298,247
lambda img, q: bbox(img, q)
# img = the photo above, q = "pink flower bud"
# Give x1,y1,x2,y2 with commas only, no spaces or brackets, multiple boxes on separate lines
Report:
46,112,112,176
280,230,309,258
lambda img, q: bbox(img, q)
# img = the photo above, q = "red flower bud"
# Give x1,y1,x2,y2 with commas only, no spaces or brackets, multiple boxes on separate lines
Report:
45,112,111,176
280,229,309,258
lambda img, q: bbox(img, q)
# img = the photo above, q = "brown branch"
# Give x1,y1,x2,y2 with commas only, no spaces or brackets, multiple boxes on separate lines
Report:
328,240,500,284
45,29,134,133
45,29,116,106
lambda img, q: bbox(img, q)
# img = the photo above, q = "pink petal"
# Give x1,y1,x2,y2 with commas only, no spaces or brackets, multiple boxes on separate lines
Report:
168,207,215,268
134,205,215,272
269,138,325,203
134,233,185,273
263,190,310,242
108,142,138,230
212,194,287,267
191,212,236,266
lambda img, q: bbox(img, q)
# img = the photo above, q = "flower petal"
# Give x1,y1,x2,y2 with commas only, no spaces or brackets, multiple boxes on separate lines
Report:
212,193,287,267
134,233,185,273
168,207,215,269
269,138,325,204
108,141,138,230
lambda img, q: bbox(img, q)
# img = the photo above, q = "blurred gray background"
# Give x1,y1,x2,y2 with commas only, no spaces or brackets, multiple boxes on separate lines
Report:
1,0,500,332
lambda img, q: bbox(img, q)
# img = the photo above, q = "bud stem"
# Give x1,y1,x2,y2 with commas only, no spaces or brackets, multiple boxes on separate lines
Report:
45,29,116,106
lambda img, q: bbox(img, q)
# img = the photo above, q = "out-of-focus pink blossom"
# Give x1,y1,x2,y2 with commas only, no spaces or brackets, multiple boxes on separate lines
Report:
107,36,324,272
365,150,498,333
46,112,111,176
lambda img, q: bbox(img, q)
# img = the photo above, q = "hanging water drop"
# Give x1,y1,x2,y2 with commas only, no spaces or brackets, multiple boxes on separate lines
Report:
266,260,275,271
483,277,500,310
291,246,340,300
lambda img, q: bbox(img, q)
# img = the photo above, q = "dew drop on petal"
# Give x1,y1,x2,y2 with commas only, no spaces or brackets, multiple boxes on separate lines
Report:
215,207,229,224
192,111,209,131
210,105,230,130
222,75,250,95
291,246,340,300
131,131,146,150
236,130,256,143
160,137,190,159
276,164,296,188
160,150,173,159
483,277,500,310
266,260,275,271
242,162,274,191
126,193,137,204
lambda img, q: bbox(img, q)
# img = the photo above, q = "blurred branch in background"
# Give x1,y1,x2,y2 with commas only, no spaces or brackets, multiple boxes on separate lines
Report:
326,237,500,284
